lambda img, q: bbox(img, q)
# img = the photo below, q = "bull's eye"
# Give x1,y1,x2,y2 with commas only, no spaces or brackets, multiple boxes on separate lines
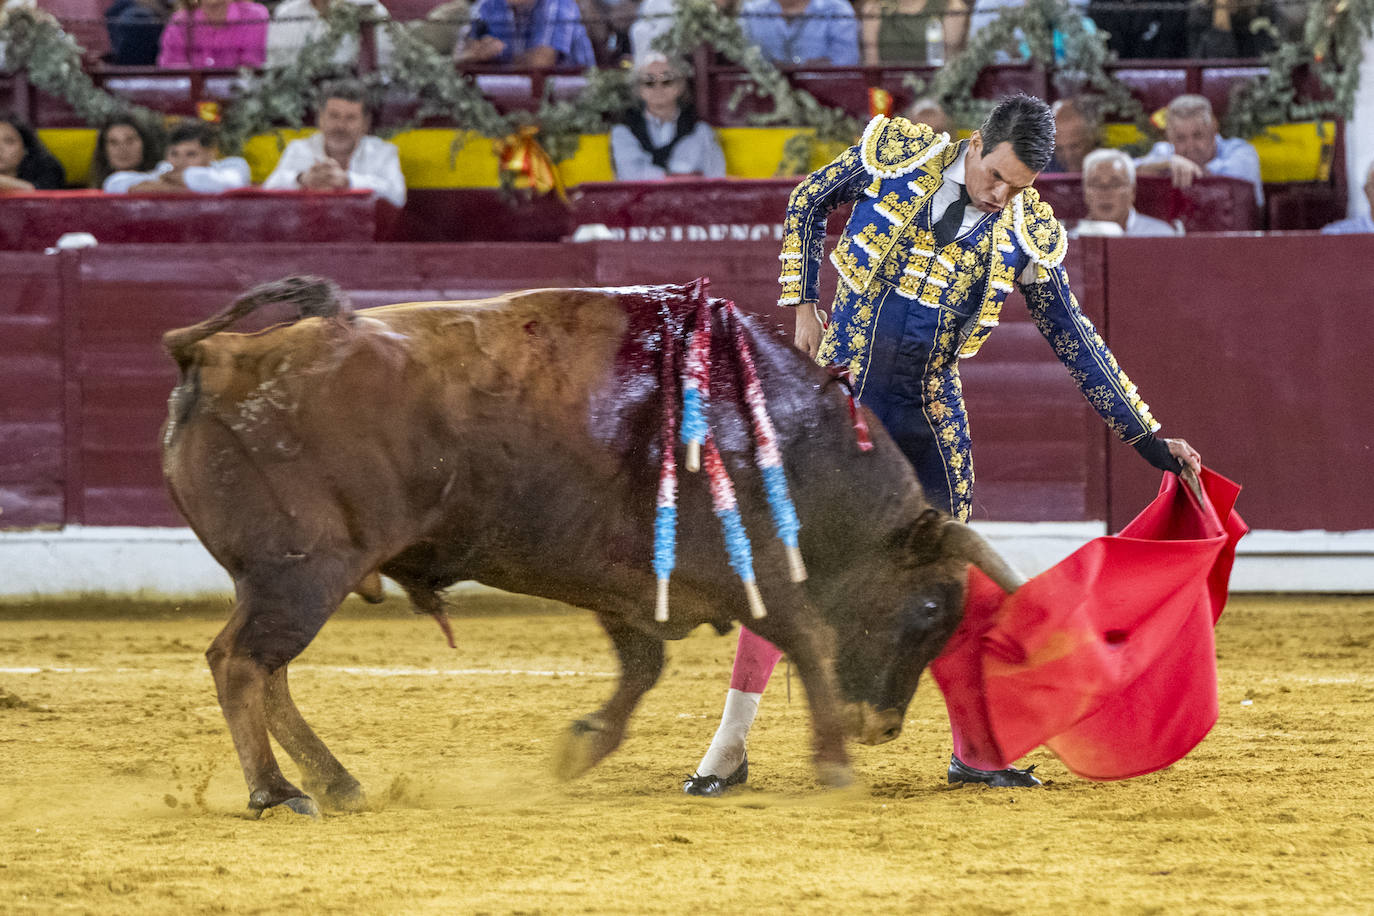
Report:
923,600,938,612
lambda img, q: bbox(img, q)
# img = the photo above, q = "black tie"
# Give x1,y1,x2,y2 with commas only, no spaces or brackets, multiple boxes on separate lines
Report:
933,182,971,248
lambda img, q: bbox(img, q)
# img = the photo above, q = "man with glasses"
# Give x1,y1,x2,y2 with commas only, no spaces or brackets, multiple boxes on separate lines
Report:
1078,147,1180,236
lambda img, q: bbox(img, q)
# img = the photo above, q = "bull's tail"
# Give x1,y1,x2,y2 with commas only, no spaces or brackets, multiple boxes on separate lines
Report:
161,276,349,370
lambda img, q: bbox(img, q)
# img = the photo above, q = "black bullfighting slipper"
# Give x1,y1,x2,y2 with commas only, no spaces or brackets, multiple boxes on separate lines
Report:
947,754,1042,788
682,755,748,797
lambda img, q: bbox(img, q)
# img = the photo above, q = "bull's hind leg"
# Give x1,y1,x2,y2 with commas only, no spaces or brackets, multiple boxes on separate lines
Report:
264,667,366,812
208,568,350,818
552,615,664,780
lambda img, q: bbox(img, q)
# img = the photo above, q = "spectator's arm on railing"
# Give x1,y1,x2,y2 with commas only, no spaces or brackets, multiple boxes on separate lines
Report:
697,125,726,179
183,157,251,193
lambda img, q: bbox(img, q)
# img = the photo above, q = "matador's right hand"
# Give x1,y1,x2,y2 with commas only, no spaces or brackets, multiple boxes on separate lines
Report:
794,302,824,361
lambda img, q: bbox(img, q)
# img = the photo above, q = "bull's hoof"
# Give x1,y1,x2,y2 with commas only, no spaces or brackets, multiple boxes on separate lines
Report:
307,775,368,813
683,754,748,797
551,716,605,781
815,760,854,789
947,754,1042,788
249,791,321,820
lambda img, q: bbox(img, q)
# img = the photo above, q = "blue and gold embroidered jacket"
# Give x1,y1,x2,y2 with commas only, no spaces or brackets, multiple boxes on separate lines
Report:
778,114,1162,448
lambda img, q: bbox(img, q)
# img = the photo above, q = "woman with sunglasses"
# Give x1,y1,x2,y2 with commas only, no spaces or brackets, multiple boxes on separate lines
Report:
610,54,725,181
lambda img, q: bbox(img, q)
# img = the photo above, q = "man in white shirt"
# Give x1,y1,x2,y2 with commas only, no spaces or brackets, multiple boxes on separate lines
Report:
265,0,391,69
262,79,406,207
1135,94,1264,207
104,120,250,194
1078,147,1180,237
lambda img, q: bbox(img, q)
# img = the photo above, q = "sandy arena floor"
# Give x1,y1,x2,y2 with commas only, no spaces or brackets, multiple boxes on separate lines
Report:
1,593,1371,914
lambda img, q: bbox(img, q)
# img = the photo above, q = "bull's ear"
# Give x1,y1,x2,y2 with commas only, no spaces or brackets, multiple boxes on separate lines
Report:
939,521,1027,594
889,508,949,568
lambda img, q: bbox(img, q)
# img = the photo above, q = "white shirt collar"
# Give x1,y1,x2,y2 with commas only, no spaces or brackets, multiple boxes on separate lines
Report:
945,141,968,186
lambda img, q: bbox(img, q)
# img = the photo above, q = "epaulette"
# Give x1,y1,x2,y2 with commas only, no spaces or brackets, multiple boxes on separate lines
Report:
858,115,949,180
1012,187,1067,269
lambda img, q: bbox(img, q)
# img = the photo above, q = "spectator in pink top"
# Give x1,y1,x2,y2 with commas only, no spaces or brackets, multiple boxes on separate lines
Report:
157,0,269,68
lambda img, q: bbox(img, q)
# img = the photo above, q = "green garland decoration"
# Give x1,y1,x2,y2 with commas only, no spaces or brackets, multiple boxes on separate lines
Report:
903,0,1145,135
2,0,1372,187
1225,0,1374,139
0,7,162,135
219,4,375,152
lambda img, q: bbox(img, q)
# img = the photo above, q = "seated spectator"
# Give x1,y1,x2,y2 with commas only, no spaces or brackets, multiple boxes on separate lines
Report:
408,0,471,56
1321,160,1374,235
611,53,726,181
456,0,596,68
737,0,859,67
1087,0,1186,59
1186,0,1276,58
0,112,66,191
859,0,967,65
105,0,175,65
905,96,950,134
1048,96,1098,172
1077,148,1180,237
89,115,166,188
103,120,249,193
577,0,635,64
631,0,738,60
157,0,269,68
1136,94,1264,207
261,79,406,207
266,0,391,70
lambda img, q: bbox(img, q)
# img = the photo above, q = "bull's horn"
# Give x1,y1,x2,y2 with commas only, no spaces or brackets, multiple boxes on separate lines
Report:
941,521,1027,594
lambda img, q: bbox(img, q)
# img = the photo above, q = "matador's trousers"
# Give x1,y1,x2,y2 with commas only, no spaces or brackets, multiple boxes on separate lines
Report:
728,280,981,695
846,278,975,523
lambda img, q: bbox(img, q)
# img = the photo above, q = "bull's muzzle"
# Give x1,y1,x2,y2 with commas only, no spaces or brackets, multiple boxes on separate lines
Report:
843,703,904,745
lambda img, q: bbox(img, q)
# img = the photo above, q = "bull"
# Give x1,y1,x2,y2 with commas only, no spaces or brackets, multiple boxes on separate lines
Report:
160,277,1024,817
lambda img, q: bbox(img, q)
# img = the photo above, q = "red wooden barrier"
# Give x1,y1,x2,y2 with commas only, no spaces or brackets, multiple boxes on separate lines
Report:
0,189,383,251
1033,173,1261,232
0,253,66,528
1102,233,1374,532
2,234,1371,532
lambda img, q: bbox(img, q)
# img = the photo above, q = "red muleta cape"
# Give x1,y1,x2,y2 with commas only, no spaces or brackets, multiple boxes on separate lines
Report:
931,467,1248,780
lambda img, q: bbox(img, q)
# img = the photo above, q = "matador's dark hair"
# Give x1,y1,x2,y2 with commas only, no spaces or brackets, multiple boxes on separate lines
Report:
979,94,1056,173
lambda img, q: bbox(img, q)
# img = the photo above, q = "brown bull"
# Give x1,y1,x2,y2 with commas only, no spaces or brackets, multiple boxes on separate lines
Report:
160,277,1023,817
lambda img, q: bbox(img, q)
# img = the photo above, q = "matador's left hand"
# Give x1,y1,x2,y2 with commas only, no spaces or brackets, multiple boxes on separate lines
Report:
1165,438,1202,474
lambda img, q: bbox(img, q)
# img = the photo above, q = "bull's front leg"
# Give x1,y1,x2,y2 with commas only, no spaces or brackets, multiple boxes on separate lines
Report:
552,614,664,780
751,609,853,789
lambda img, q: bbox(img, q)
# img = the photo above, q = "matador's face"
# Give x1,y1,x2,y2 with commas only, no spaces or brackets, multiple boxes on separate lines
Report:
964,134,1039,213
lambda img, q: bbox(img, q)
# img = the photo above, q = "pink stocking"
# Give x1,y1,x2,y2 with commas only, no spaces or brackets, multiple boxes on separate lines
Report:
729,626,783,693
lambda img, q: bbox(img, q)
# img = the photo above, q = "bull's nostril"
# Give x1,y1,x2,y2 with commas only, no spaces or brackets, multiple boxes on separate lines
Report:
883,727,899,741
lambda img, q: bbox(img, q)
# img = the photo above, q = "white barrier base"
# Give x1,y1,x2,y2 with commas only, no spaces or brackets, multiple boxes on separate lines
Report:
0,524,1371,600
